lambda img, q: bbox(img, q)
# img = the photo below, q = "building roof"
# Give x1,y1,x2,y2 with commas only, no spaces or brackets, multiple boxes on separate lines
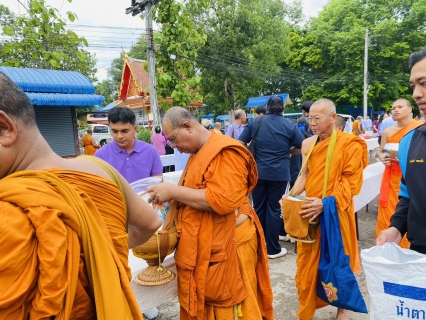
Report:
0,66,104,106
245,93,292,108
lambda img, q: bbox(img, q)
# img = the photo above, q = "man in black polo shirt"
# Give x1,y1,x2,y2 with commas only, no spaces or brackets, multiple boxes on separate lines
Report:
376,49,426,254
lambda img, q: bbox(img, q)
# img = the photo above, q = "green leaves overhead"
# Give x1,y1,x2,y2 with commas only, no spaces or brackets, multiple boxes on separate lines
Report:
286,0,426,110
0,0,96,82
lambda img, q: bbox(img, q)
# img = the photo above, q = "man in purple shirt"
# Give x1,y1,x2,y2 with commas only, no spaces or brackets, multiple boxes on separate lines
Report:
225,109,246,139
95,107,163,184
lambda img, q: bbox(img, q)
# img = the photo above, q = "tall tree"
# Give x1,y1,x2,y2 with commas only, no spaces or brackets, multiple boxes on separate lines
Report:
188,0,294,116
153,0,206,108
286,0,426,110
1,0,97,81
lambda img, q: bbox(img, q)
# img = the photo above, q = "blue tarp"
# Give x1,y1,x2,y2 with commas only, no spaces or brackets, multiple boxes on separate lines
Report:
216,115,229,122
200,113,215,120
0,66,104,106
245,93,291,108
101,102,116,111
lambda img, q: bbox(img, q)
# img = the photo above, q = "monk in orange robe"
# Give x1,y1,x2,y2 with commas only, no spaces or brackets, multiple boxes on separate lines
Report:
82,128,100,155
0,72,162,319
376,98,421,248
147,107,274,320
286,99,368,320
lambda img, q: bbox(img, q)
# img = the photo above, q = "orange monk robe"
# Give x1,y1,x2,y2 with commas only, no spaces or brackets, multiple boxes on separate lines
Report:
295,131,368,320
82,134,98,156
352,120,360,135
47,169,133,319
375,121,422,248
174,133,273,320
0,171,141,320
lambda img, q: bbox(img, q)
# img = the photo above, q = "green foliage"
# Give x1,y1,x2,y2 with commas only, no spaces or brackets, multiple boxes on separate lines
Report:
136,126,153,143
189,0,293,115
0,0,97,82
285,0,426,110
95,79,116,107
153,0,206,109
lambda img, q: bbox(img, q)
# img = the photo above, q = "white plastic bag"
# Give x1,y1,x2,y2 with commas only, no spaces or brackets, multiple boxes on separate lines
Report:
361,243,426,320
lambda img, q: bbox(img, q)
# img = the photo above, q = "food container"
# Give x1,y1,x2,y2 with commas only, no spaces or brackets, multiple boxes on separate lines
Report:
382,143,399,158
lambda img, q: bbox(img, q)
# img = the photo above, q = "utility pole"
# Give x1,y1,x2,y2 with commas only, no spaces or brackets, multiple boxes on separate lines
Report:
363,28,379,119
126,0,162,130
363,28,369,120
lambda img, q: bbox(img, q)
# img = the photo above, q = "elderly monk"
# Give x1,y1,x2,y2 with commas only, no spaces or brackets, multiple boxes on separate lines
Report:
81,128,100,155
146,107,273,320
376,98,421,248
0,72,162,319
284,99,368,320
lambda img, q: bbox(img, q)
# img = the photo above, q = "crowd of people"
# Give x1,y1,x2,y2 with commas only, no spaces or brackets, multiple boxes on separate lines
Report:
2,48,426,320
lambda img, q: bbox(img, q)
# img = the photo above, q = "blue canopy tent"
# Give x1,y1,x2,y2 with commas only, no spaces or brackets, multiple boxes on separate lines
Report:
245,93,292,109
0,66,104,157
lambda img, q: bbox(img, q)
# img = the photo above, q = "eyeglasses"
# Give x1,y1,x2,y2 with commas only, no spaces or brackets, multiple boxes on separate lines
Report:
167,124,183,147
308,113,336,124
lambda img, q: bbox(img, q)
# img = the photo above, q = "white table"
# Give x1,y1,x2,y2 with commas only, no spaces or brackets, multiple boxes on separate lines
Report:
129,170,183,312
354,162,385,212
129,252,177,312
361,137,380,159
160,154,175,167
163,170,183,185
353,162,385,239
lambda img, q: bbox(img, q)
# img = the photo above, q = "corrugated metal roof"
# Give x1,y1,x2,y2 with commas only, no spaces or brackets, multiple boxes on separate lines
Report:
245,93,292,108
0,66,95,94
0,66,104,106
26,92,104,106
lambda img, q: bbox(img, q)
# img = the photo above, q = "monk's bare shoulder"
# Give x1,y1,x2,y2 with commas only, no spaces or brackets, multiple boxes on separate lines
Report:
61,157,112,180
302,135,318,154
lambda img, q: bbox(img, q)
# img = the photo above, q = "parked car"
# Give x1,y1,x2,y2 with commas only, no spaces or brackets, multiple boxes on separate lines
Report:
91,124,112,146
283,112,355,134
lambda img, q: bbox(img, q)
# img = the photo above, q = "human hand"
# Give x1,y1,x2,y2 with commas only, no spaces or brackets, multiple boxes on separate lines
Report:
300,197,323,222
146,183,176,207
376,227,402,246
381,156,392,166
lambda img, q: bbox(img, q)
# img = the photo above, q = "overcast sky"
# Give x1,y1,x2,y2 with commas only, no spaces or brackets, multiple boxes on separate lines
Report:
2,0,328,83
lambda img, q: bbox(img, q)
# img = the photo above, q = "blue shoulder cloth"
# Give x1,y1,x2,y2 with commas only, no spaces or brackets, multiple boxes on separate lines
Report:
398,130,415,199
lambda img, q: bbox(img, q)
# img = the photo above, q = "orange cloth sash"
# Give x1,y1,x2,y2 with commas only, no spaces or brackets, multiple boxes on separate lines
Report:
378,121,422,207
296,132,368,320
376,120,421,248
171,133,264,319
0,171,141,320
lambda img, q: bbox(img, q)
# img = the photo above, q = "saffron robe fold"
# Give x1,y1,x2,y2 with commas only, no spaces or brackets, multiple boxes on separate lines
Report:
295,132,368,320
375,120,421,248
0,170,142,320
82,134,98,156
171,133,273,319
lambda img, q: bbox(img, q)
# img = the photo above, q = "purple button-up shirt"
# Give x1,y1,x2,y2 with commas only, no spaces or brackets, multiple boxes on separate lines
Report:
95,139,163,183
225,122,245,140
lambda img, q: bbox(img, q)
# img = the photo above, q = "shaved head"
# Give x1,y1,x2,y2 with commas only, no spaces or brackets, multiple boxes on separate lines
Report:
311,99,336,115
334,115,346,132
394,98,411,108
162,106,197,129
0,72,37,127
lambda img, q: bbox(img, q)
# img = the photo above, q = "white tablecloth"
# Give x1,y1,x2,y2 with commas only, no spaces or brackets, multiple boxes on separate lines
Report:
362,137,380,152
129,252,177,312
160,154,175,167
354,162,385,212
